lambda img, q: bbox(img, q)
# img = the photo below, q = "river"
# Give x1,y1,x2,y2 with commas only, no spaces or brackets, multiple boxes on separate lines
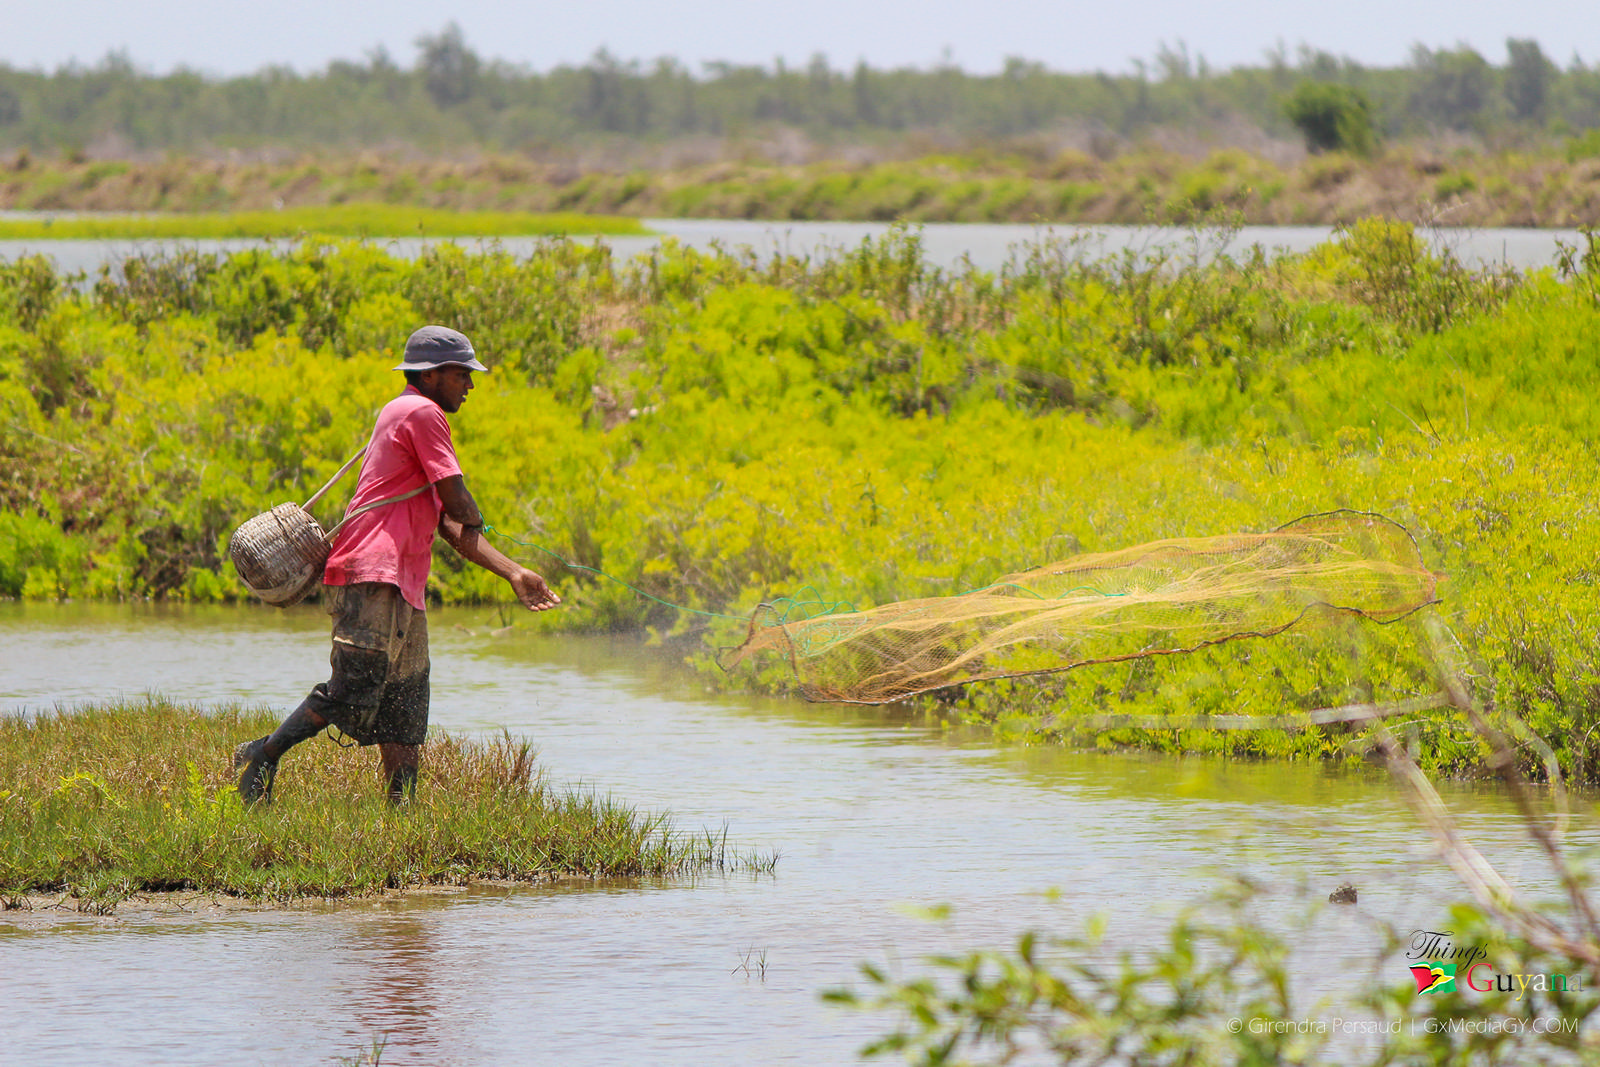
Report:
1,602,1589,1065
0,217,1586,275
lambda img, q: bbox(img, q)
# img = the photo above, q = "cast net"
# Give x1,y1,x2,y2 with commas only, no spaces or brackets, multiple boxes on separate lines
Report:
720,510,1441,704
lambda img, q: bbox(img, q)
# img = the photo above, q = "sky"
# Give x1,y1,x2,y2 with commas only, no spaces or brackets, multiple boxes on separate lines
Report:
6,0,1596,78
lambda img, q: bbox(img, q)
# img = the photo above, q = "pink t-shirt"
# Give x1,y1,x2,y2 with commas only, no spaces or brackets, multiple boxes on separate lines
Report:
324,385,463,610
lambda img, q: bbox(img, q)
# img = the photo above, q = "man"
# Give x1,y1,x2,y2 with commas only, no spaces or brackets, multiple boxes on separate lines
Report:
234,324,561,805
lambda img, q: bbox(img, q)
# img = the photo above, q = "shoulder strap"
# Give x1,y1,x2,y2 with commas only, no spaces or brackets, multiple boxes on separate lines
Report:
301,445,368,511
323,484,431,543
298,440,433,544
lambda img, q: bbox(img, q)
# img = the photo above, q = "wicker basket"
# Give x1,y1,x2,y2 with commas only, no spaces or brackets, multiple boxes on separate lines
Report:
228,445,428,607
228,502,332,607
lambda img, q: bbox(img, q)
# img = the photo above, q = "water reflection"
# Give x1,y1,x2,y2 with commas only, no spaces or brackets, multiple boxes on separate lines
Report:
344,911,445,1058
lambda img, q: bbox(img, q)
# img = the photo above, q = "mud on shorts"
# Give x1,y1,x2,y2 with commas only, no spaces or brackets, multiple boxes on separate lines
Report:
310,581,430,746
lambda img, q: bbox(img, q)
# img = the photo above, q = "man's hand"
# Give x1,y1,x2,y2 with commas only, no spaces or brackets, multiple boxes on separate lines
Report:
438,506,560,612
510,568,562,612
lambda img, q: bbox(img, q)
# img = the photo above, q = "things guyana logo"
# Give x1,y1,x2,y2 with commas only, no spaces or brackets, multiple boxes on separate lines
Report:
1410,962,1456,995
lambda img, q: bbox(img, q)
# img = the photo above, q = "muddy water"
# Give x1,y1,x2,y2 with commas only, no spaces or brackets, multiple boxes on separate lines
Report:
1,602,1592,1065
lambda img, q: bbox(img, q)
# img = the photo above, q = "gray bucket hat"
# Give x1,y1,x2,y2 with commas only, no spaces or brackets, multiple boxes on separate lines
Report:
394,325,489,372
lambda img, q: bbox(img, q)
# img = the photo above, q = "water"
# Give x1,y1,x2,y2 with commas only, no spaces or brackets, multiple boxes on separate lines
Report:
1,602,1593,1065
0,217,1584,276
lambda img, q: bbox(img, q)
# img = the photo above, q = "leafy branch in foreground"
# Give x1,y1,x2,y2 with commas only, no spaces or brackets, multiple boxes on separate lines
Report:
826,880,1318,1066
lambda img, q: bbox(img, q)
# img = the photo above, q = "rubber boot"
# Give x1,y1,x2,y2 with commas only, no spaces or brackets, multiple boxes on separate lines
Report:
232,735,276,804
234,699,328,804
385,763,418,806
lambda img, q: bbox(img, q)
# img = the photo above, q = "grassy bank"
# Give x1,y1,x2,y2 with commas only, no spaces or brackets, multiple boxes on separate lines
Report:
3,148,1599,226
0,700,762,911
0,204,648,239
5,221,1600,779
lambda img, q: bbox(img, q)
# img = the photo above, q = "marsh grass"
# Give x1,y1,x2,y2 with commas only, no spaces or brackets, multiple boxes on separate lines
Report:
2,149,1595,227
0,697,764,910
0,204,648,239
337,1037,388,1067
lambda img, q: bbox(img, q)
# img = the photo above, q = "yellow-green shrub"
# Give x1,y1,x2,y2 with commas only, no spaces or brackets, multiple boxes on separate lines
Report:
5,225,1600,778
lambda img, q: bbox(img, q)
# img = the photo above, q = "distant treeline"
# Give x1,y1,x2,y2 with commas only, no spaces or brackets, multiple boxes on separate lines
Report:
2,26,1599,157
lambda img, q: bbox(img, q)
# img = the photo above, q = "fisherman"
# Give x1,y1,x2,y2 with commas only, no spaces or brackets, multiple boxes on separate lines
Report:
234,325,561,804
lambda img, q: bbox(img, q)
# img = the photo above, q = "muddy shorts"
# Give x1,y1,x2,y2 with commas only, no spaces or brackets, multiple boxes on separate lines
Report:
308,581,430,746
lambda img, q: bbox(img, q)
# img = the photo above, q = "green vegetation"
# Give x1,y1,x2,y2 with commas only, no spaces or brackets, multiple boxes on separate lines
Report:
3,31,1599,228
2,146,1598,227
4,220,1600,780
1284,82,1378,156
0,699,762,909
1,29,1596,154
0,205,647,239
829,885,1600,1065
829,888,1321,1065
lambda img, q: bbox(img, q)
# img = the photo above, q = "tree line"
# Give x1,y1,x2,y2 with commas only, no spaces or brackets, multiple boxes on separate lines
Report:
1,25,1598,157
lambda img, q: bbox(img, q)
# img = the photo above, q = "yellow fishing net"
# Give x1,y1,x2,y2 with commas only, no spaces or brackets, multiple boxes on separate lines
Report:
721,510,1441,704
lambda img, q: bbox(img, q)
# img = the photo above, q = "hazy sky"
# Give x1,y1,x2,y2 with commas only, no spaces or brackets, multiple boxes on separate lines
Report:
7,0,1595,77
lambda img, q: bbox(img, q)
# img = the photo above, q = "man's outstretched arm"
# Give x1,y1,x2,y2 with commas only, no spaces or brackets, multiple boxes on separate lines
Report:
435,475,562,612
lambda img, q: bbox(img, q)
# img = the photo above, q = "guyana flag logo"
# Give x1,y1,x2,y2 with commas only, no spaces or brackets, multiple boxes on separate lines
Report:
1410,962,1456,994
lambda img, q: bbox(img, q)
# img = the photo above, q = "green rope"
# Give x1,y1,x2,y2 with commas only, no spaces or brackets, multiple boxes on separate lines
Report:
484,524,748,621
483,524,1121,626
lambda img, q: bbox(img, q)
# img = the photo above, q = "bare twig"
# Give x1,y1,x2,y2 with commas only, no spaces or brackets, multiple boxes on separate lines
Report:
1424,616,1600,940
1372,725,1599,967
1370,616,1600,967
4,420,89,457
1065,691,1449,733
